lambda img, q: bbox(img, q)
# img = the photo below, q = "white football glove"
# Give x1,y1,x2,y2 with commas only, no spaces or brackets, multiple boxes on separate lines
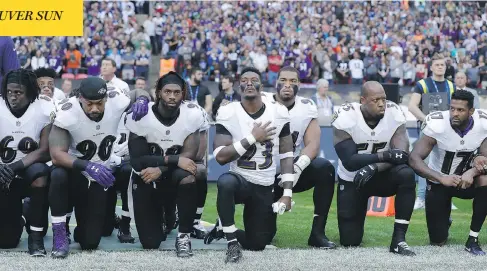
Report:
277,164,302,188
272,201,296,215
112,134,129,157
108,154,122,168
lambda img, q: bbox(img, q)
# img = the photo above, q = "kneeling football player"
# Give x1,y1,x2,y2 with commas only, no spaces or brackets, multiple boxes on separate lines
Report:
410,90,487,255
333,81,416,256
125,72,204,257
48,77,149,258
0,69,54,256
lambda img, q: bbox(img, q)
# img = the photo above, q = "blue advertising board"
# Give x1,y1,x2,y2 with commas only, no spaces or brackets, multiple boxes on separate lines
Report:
206,125,420,181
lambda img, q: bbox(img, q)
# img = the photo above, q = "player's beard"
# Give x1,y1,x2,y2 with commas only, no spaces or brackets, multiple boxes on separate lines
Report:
87,112,104,122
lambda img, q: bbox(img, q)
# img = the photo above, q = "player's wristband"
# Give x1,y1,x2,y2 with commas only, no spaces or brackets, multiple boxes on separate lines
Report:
283,189,292,197
233,141,247,156
73,159,89,171
280,152,294,159
281,173,294,184
295,155,311,171
167,155,179,166
245,134,256,145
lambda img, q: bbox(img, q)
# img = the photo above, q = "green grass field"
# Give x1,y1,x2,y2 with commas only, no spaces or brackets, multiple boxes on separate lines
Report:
200,183,474,248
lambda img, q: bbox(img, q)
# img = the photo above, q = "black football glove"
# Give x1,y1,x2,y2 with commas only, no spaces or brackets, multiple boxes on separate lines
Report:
0,164,15,190
381,149,409,165
353,164,378,191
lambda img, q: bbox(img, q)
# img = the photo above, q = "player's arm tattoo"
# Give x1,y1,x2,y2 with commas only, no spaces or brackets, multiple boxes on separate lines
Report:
180,131,200,160
409,134,443,183
9,124,52,172
49,125,78,169
390,124,410,153
213,124,253,165
301,118,320,159
195,130,208,162
333,127,382,171
128,132,169,172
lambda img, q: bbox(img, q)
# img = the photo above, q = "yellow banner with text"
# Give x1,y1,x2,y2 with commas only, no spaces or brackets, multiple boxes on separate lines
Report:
0,0,83,36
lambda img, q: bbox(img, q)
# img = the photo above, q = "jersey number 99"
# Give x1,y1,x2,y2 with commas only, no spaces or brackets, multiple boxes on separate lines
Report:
76,135,117,161
0,136,39,163
237,141,274,170
147,143,183,156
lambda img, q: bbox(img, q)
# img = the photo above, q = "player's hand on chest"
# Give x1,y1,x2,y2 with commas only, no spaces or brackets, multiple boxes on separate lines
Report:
251,121,277,142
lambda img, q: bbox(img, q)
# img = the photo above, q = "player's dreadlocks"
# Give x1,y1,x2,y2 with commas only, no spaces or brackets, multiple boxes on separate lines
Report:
1,69,40,109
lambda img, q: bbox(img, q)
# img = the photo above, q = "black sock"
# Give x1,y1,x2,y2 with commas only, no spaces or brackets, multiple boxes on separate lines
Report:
470,186,487,233
29,187,48,229
393,222,409,242
195,171,207,222
226,231,237,243
176,182,197,233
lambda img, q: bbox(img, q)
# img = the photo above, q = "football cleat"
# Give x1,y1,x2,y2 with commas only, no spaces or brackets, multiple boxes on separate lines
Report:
28,231,46,257
175,234,193,258
51,222,69,259
390,241,416,256
66,223,72,245
465,236,486,256
308,234,337,249
191,222,208,239
225,241,242,263
204,219,224,245
117,219,135,244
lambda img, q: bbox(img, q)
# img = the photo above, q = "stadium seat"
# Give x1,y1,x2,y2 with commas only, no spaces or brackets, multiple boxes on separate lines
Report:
75,74,88,80
62,73,75,79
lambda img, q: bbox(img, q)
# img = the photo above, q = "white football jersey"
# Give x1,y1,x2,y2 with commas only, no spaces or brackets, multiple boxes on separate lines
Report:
53,90,130,167
0,95,54,164
263,92,318,156
216,99,290,186
423,110,487,183
125,102,205,156
333,101,407,182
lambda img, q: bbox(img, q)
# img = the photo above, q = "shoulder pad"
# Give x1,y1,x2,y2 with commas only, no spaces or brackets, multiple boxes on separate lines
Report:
273,101,290,121
216,101,236,122
476,109,487,131
422,111,447,135
386,101,406,124
53,101,79,130
332,102,357,130
260,91,274,101
297,96,318,119
183,104,206,133
107,89,130,111
194,104,210,131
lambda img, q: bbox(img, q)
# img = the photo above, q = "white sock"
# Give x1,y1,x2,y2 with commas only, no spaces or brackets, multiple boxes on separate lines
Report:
30,226,43,232
222,225,237,233
52,215,66,224
470,230,479,238
196,207,204,215
395,219,410,225
121,210,130,218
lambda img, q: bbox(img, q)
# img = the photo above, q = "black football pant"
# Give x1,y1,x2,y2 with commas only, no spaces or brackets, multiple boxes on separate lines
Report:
217,172,276,251
50,167,108,250
337,164,416,246
102,162,132,236
0,163,50,248
131,168,196,249
425,181,487,244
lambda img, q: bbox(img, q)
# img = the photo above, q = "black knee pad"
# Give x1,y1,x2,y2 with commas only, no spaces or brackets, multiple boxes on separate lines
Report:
313,158,336,181
394,165,416,187
172,168,195,184
217,173,239,191
50,167,69,185
25,163,50,185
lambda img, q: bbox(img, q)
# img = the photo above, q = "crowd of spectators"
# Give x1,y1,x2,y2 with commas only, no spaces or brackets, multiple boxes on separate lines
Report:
9,1,487,91
140,0,487,89
12,1,151,83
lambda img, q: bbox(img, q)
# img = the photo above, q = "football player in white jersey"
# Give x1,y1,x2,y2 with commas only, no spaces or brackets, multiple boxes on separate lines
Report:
409,90,487,255
333,81,416,256
125,72,204,257
48,77,150,258
209,67,294,263
34,68,65,101
0,69,54,256
262,66,337,249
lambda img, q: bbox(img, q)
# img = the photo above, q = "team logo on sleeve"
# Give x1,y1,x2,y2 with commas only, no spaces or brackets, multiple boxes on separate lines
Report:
61,102,72,111
39,95,51,102
331,111,339,123
108,91,119,98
